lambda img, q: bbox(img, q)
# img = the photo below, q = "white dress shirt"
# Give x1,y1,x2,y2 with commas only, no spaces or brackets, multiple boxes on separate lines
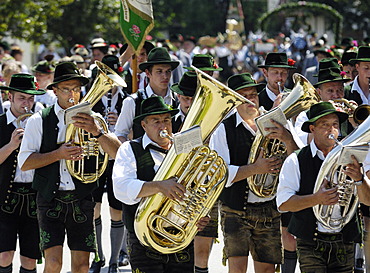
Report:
265,86,278,102
101,87,125,133
114,85,175,139
112,133,166,205
277,140,342,233
5,110,34,183
294,110,309,145
351,76,370,105
18,103,76,190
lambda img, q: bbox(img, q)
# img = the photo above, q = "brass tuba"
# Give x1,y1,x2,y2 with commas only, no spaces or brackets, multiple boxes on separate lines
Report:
134,67,251,254
247,73,320,198
65,61,127,183
313,114,370,230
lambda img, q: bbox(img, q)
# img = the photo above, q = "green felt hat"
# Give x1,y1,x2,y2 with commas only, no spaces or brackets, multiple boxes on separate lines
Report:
47,62,89,89
313,47,335,58
314,67,350,87
170,72,197,97
349,46,370,64
184,54,223,71
0,73,46,95
138,47,180,71
257,52,296,69
341,50,357,65
227,73,264,92
31,60,55,74
301,102,348,133
133,96,179,124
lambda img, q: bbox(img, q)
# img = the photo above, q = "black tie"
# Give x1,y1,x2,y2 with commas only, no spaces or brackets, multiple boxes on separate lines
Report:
147,144,168,154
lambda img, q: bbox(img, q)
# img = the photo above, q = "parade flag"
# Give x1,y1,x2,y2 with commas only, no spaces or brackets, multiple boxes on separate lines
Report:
120,0,154,55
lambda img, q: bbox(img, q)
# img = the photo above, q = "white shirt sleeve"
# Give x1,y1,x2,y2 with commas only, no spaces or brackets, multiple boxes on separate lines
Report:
294,111,309,146
18,112,43,169
114,96,136,139
112,141,145,205
209,123,239,187
277,152,301,212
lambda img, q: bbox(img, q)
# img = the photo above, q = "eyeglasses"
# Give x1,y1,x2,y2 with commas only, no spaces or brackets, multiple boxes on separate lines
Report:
56,86,82,94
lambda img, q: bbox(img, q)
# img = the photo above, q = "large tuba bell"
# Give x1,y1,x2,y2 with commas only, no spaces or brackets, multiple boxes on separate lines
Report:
65,61,126,183
247,73,320,198
134,67,251,254
313,108,370,230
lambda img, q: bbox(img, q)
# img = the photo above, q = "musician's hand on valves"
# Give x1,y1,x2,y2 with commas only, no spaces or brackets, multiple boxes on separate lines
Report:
196,216,210,231
315,179,339,205
106,112,118,125
344,155,363,183
9,128,24,150
72,113,99,135
157,177,186,201
272,93,284,108
265,119,292,143
253,149,282,174
57,142,83,161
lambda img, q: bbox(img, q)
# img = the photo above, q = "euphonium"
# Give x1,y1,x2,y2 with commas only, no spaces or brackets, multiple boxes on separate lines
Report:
247,73,320,198
65,61,126,183
313,115,370,230
134,67,252,254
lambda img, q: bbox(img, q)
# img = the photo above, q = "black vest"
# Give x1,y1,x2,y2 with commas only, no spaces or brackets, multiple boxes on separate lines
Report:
131,89,179,139
258,88,274,111
219,113,255,210
122,137,156,232
0,114,18,204
344,82,363,105
122,67,133,95
92,90,126,116
172,116,183,133
288,145,362,243
32,106,97,202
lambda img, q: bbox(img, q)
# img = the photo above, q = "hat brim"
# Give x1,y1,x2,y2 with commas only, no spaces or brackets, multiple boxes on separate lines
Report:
139,61,180,71
234,83,265,93
0,85,46,95
183,66,223,71
133,109,179,124
301,110,348,133
314,78,351,87
170,83,196,97
257,64,296,69
349,58,370,65
47,75,90,89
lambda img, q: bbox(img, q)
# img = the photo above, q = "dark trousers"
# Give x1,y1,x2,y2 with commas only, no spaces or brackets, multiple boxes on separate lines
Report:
297,233,355,273
127,231,195,273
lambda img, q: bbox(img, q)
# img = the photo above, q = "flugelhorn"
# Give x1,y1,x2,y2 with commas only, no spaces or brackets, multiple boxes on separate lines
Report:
247,74,320,198
65,61,126,183
16,107,33,129
329,98,370,124
134,67,253,254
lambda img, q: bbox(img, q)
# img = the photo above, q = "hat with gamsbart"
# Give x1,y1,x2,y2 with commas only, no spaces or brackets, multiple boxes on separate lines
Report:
184,54,223,71
257,52,296,69
349,46,370,64
0,73,46,95
301,101,348,133
133,96,179,124
47,62,89,89
227,73,264,92
138,47,180,71
31,60,55,74
170,72,198,97
314,67,350,87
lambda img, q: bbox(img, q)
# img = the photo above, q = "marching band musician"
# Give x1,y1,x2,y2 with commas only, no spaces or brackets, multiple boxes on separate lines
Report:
18,62,121,273
0,74,46,273
258,52,296,111
112,96,209,273
114,47,180,142
209,73,301,273
89,55,128,273
277,102,370,273
175,55,222,273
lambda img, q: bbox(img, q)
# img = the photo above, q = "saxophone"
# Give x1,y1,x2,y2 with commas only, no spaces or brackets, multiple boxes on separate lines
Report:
247,74,320,198
134,67,252,254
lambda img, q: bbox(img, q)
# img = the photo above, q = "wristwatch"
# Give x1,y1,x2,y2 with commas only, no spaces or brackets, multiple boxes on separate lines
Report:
354,177,364,186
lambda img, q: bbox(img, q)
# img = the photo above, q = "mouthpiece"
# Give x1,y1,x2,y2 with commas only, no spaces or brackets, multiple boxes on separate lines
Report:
24,107,29,113
277,82,282,93
68,98,75,104
159,130,173,142
328,134,341,146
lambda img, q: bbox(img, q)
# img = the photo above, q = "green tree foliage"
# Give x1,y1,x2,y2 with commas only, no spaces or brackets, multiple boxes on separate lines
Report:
0,0,73,42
